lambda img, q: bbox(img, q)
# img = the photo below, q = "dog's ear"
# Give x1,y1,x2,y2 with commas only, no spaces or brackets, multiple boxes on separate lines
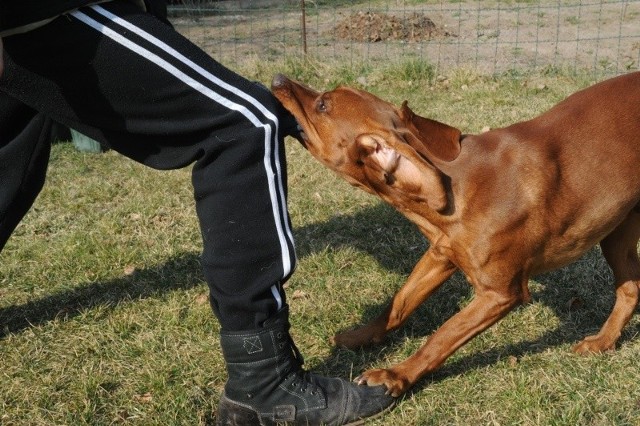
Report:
355,134,448,212
399,101,461,162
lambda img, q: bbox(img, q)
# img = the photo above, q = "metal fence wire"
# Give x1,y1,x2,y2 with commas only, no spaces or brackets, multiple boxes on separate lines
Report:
170,0,640,77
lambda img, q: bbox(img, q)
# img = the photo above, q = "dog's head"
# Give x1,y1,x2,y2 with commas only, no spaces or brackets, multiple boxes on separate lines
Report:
271,74,462,212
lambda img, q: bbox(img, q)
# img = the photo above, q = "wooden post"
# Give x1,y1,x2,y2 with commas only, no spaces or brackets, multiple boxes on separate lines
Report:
301,0,307,55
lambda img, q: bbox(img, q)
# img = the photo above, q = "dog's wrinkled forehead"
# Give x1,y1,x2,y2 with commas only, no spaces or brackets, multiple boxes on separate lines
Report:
329,86,395,114
316,86,400,130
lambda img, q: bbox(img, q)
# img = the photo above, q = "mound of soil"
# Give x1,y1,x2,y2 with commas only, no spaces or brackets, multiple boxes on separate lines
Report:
332,11,454,43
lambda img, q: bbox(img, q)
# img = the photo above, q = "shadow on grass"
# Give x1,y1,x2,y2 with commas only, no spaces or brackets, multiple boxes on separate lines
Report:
0,203,414,340
1,201,634,399
405,252,620,392
293,202,637,396
0,253,205,339
294,201,427,276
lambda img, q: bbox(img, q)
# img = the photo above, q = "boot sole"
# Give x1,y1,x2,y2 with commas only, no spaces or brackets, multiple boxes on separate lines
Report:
217,393,396,426
344,400,396,426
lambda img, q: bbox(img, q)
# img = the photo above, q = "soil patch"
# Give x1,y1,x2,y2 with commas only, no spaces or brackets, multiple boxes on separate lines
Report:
332,11,455,43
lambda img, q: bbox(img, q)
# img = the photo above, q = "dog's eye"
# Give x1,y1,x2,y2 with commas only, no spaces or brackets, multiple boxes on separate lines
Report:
316,99,327,113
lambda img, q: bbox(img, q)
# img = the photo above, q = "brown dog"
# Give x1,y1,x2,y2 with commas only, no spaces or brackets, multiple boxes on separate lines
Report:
271,72,640,397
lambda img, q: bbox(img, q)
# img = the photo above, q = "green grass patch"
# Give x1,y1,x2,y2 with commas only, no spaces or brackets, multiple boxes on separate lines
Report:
2,60,638,424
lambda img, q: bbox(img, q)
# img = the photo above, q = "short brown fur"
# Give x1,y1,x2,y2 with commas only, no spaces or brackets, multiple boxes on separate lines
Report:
271,72,640,397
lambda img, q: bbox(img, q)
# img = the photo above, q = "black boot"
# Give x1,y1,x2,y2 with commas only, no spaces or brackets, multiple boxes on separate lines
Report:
216,306,395,425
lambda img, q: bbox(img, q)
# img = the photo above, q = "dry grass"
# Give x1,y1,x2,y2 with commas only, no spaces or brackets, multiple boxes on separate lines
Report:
1,59,640,424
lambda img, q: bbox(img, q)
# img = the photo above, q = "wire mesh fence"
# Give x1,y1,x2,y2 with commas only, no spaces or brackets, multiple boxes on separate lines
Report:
170,0,640,77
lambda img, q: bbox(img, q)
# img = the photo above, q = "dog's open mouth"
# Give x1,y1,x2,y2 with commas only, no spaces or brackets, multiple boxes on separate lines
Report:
286,112,310,149
271,74,316,150
287,117,311,149
296,126,309,148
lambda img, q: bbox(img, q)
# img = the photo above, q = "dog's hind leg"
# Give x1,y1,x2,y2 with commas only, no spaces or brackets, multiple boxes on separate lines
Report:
573,210,640,354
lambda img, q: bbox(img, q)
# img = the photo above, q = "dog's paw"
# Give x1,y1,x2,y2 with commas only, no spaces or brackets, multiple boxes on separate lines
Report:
572,334,616,354
354,368,409,398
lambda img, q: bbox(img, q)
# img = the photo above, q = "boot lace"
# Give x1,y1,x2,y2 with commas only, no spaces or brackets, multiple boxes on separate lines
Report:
285,336,321,396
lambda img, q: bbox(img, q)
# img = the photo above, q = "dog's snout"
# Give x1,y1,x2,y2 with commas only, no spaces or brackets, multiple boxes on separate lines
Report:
271,74,290,90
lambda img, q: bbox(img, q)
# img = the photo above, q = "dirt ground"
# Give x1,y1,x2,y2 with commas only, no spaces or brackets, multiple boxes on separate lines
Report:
331,11,454,42
172,1,640,76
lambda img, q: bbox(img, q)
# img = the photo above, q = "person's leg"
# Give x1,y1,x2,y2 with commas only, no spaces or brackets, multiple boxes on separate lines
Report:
0,2,394,423
1,2,293,331
0,93,52,252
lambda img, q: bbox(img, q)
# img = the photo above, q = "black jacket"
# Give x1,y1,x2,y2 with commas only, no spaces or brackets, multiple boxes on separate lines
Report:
1,1,94,33
0,0,168,34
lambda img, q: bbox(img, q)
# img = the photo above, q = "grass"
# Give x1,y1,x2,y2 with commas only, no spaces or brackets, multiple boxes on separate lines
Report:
2,59,640,425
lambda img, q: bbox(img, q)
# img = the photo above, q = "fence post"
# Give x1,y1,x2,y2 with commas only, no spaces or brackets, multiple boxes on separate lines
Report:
301,0,307,55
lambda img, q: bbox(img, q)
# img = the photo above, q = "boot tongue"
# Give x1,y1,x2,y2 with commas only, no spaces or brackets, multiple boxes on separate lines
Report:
261,305,291,328
287,333,305,367
262,305,306,370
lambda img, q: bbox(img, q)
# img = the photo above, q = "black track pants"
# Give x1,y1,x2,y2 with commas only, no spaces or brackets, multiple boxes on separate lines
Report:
0,1,297,331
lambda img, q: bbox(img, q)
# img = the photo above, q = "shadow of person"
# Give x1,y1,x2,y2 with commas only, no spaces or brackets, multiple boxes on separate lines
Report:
1,203,412,339
0,253,205,339
2,201,635,398
294,201,428,275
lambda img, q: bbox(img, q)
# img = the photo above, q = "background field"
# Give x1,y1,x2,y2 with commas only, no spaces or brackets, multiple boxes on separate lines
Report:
2,1,640,425
172,0,640,77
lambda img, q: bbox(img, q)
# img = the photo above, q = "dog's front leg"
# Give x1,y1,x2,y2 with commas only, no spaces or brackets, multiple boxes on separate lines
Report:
355,278,525,397
332,247,456,349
